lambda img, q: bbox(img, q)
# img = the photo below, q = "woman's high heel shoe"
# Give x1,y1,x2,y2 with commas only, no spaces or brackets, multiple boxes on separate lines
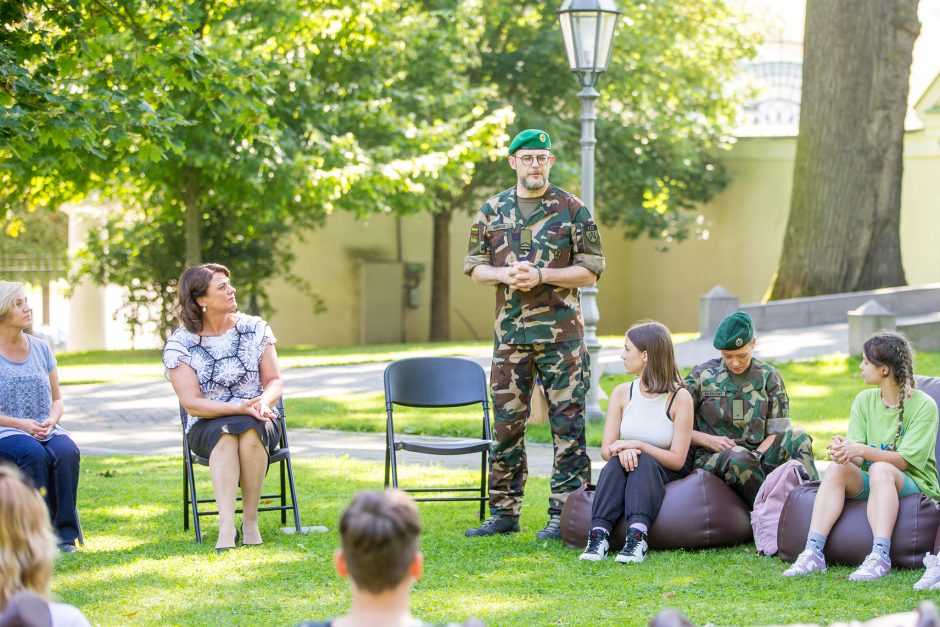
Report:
215,528,240,552
241,525,263,546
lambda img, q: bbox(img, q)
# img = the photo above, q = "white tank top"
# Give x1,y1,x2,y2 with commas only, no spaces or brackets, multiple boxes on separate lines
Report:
619,380,675,450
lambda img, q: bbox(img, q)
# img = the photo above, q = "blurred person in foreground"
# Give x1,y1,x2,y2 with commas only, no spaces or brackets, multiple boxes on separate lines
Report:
297,490,482,627
0,463,90,626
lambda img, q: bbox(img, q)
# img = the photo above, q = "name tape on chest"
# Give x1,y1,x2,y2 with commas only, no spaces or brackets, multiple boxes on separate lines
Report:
701,390,725,398
488,223,513,232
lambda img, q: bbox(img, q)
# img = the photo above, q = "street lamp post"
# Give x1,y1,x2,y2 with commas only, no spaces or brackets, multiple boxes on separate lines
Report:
558,0,620,421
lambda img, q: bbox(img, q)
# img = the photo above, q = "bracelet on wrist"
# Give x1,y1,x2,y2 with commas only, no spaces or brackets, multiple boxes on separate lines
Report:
536,266,543,285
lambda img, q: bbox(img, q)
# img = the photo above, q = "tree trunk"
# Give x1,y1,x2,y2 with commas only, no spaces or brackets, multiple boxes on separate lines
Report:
182,168,202,267
429,208,452,342
770,0,918,300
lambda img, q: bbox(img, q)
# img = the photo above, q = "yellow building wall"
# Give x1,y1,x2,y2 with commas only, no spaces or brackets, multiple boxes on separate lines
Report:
267,121,940,346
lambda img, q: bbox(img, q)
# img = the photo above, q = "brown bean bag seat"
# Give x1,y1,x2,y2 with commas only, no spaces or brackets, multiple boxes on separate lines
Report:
777,375,940,568
561,468,752,551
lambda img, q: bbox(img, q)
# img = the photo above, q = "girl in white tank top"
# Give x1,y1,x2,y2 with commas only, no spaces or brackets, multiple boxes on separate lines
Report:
579,321,694,565
619,379,676,450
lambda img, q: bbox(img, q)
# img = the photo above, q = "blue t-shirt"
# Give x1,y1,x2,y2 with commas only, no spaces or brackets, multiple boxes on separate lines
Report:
0,334,64,442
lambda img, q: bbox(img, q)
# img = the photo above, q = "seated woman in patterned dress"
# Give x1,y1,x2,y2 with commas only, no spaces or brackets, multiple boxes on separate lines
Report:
163,263,284,550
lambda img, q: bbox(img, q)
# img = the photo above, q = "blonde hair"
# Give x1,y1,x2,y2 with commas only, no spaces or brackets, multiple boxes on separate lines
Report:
0,281,26,323
0,464,56,608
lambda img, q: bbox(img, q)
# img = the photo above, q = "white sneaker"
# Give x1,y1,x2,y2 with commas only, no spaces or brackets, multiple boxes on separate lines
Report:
849,552,891,581
782,549,827,576
615,529,648,564
917,553,940,589
579,529,609,561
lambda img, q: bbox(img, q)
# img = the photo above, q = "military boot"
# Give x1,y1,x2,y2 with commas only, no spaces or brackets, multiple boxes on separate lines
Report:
465,516,520,537
536,514,562,540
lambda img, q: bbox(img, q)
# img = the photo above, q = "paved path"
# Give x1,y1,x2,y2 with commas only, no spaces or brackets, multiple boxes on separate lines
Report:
61,322,849,478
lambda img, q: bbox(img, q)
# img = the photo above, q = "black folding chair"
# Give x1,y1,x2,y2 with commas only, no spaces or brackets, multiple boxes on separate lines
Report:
181,399,302,543
383,357,493,520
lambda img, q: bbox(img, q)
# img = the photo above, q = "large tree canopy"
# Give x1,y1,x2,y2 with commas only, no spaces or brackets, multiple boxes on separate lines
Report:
770,0,918,299
3,0,759,341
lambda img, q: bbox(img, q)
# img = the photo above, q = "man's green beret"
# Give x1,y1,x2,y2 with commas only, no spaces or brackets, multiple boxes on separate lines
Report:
508,129,551,155
713,312,754,350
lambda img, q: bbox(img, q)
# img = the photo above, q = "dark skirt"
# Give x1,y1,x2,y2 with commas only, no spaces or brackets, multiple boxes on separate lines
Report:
187,414,281,460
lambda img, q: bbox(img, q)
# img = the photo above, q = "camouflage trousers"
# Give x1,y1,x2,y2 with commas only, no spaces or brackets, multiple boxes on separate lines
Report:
695,428,818,508
488,339,591,518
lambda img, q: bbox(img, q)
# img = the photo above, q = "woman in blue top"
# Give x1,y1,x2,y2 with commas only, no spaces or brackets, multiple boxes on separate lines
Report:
0,281,81,552
164,263,284,550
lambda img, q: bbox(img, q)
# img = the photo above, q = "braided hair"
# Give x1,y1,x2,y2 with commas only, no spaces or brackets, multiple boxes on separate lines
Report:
862,331,916,451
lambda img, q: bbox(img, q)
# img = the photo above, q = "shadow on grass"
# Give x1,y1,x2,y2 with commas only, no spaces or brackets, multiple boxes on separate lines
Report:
60,456,935,626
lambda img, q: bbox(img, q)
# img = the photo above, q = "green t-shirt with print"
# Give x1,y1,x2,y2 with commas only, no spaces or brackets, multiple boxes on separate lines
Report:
846,388,940,501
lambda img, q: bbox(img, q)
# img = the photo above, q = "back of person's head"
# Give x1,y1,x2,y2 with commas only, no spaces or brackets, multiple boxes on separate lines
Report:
627,320,681,394
0,281,26,323
339,490,421,594
174,263,231,333
0,464,56,609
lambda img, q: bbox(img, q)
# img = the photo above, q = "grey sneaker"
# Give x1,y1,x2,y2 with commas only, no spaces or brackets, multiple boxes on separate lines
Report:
782,549,827,576
615,529,648,564
579,529,609,561
916,553,940,590
465,516,520,537
536,514,562,540
849,552,891,581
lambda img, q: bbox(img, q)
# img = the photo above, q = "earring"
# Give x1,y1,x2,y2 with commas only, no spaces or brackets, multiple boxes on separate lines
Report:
201,306,207,313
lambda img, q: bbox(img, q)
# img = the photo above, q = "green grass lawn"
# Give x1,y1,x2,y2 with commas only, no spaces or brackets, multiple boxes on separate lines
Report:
59,456,935,626
284,351,940,456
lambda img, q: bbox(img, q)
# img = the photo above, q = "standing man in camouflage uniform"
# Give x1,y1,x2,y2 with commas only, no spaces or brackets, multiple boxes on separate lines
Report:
685,312,819,507
463,129,605,539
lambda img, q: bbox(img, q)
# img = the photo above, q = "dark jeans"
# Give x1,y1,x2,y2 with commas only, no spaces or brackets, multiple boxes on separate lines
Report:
0,433,81,544
591,452,691,532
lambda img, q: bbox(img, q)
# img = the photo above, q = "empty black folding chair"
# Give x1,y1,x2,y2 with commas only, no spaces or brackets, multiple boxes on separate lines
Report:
383,357,493,520
181,399,302,543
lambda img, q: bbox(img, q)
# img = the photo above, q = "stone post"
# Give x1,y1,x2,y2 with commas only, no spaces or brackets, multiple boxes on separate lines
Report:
699,285,739,338
848,300,897,356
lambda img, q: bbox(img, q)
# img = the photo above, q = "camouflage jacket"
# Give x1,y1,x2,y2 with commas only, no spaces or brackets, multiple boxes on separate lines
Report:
463,184,605,345
684,357,791,455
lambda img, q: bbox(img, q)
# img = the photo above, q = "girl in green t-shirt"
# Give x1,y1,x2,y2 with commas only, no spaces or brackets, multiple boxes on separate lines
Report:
783,331,939,582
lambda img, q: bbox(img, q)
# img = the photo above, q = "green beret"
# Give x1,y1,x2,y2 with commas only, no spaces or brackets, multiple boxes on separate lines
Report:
713,312,754,350
508,129,551,155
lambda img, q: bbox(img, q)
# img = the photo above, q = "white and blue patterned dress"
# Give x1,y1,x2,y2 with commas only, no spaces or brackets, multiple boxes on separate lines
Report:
163,314,280,456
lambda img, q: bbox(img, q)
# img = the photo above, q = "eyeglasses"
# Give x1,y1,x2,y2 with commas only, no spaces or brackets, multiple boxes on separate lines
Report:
515,154,551,166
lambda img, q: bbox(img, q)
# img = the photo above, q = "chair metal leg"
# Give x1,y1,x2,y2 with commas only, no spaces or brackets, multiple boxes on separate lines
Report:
384,442,391,488
185,455,203,543
280,458,287,525
183,457,190,531
76,508,85,546
479,450,488,521
285,456,302,533
388,445,400,489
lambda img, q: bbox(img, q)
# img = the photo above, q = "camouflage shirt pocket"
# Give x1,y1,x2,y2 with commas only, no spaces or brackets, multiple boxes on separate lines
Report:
487,223,514,262
541,224,571,265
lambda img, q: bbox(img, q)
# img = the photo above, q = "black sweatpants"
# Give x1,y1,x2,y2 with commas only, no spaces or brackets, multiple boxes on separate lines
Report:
590,452,692,532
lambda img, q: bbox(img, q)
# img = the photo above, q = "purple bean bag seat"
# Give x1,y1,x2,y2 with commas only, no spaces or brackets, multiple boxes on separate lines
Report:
561,468,752,551
777,375,940,568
